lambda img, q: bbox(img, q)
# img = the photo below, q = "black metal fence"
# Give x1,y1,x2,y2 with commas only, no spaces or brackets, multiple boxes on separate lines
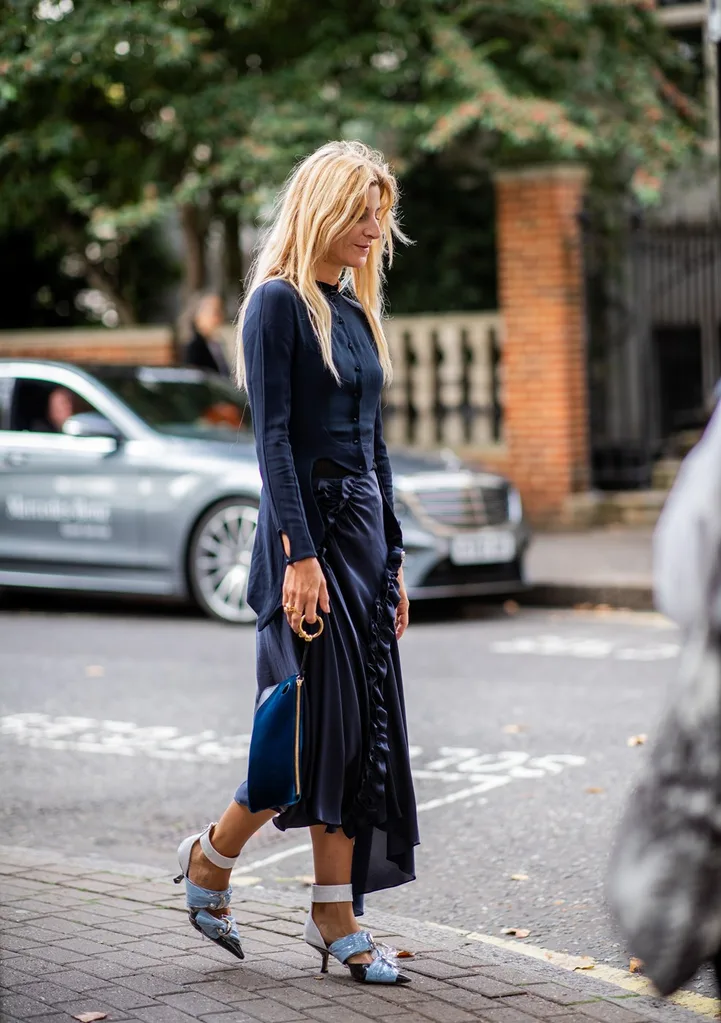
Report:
582,218,721,489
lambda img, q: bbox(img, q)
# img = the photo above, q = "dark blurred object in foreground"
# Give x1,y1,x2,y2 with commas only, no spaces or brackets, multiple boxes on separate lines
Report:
607,629,721,996
607,403,721,996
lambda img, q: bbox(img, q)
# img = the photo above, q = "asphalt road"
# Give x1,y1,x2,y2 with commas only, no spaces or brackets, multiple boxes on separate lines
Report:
1,593,714,995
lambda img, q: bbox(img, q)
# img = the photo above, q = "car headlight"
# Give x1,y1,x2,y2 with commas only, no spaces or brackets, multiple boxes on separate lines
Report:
508,486,523,524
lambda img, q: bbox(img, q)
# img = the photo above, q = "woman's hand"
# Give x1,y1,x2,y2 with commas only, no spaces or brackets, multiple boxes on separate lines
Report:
395,565,410,640
281,533,330,634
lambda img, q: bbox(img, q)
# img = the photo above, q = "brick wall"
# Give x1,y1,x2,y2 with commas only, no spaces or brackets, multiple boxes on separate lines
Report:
0,327,175,365
494,164,590,524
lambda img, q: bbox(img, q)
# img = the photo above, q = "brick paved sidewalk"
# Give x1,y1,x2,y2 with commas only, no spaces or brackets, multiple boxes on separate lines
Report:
0,846,707,1023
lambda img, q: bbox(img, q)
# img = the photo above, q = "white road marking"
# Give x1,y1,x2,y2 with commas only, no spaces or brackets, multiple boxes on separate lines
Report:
0,712,587,885
0,714,251,763
1,713,585,836
235,843,313,875
0,714,584,784
416,775,510,812
231,770,561,875
491,634,679,660
413,752,585,783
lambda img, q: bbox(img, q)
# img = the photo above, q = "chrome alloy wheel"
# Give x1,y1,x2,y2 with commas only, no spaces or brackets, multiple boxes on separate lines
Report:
189,498,259,623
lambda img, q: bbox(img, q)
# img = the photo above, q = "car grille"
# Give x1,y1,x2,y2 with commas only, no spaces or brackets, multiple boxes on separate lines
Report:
408,484,509,531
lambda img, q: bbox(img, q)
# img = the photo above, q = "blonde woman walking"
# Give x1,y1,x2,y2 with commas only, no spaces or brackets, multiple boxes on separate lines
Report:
175,142,419,986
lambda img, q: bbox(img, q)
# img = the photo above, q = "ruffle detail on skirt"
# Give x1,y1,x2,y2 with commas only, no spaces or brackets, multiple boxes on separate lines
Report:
312,475,362,543
311,473,404,838
343,542,404,837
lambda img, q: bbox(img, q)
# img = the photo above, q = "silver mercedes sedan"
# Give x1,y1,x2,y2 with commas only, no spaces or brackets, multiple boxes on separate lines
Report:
0,360,530,623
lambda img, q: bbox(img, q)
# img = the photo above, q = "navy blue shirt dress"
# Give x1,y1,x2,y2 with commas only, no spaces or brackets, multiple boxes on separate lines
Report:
236,278,419,913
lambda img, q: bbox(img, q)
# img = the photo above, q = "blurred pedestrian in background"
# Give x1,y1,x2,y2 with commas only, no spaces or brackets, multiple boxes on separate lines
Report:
174,141,418,988
184,292,231,377
607,401,721,997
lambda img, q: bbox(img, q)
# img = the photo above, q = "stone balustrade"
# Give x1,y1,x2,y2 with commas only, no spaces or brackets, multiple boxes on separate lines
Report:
382,311,504,449
1,314,505,454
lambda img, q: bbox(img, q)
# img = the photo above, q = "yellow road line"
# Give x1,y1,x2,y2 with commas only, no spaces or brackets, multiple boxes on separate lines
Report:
427,923,720,1020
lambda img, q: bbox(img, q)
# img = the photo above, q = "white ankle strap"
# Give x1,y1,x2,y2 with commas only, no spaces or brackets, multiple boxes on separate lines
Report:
199,823,239,870
311,883,353,903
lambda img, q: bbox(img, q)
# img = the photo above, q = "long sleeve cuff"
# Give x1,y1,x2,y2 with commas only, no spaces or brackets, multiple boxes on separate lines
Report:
282,529,317,565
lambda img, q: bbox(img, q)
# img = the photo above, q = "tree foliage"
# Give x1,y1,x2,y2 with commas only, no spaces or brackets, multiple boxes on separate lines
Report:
0,0,702,324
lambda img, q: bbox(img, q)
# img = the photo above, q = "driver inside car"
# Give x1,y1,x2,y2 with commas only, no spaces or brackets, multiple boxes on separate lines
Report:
197,400,244,430
31,386,75,433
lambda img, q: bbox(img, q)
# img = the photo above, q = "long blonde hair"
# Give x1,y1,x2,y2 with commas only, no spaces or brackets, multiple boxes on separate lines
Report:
235,140,406,389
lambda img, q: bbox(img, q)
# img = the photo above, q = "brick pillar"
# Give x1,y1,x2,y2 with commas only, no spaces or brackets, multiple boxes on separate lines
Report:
494,164,590,524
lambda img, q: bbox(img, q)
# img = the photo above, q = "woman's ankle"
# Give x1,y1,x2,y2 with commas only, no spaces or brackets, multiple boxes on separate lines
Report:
312,901,359,935
188,842,232,891
209,821,243,860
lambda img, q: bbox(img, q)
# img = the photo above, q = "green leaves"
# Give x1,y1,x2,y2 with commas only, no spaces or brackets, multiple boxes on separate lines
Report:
422,20,594,156
418,1,702,195
0,0,704,325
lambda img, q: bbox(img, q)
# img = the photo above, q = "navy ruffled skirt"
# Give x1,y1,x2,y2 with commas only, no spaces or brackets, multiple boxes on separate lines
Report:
235,469,419,914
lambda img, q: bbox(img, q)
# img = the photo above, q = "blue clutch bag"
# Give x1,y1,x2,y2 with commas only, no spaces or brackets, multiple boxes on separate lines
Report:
246,614,323,813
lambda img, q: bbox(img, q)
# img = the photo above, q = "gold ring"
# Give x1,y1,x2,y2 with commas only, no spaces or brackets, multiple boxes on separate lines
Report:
284,604,300,614
298,614,324,642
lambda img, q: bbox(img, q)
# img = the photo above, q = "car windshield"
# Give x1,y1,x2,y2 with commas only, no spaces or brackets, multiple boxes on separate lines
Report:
95,367,253,442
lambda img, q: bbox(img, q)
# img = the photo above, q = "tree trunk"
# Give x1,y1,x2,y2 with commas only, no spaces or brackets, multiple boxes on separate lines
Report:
180,202,207,297
223,210,243,311
84,265,136,325
58,221,138,325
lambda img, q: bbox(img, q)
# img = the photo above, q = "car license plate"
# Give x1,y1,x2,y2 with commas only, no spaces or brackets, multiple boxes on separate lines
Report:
450,530,516,565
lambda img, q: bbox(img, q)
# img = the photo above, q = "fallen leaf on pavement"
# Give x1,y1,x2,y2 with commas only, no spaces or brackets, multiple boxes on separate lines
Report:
627,734,648,747
73,1014,107,1022
503,724,527,734
396,950,415,958
629,957,644,973
502,927,531,938
510,874,529,881
585,787,605,795
85,665,105,678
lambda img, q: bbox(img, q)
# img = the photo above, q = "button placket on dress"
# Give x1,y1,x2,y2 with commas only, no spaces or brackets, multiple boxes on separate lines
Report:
332,297,364,468
353,346,362,455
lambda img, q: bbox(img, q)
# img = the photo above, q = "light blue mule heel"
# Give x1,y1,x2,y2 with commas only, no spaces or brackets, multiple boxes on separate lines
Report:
174,822,244,961
303,883,411,984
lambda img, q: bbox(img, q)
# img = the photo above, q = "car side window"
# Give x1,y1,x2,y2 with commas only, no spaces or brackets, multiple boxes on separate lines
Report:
10,379,96,435
0,378,12,430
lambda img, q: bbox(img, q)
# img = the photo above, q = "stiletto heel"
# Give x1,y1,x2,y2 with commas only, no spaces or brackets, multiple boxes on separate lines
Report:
174,822,244,961
303,883,410,984
303,911,331,972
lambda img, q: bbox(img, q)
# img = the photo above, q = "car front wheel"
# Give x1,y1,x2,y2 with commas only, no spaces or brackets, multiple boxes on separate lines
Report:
189,497,259,624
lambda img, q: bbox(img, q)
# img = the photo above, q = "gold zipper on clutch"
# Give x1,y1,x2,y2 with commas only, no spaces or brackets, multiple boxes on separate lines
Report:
294,675,303,796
